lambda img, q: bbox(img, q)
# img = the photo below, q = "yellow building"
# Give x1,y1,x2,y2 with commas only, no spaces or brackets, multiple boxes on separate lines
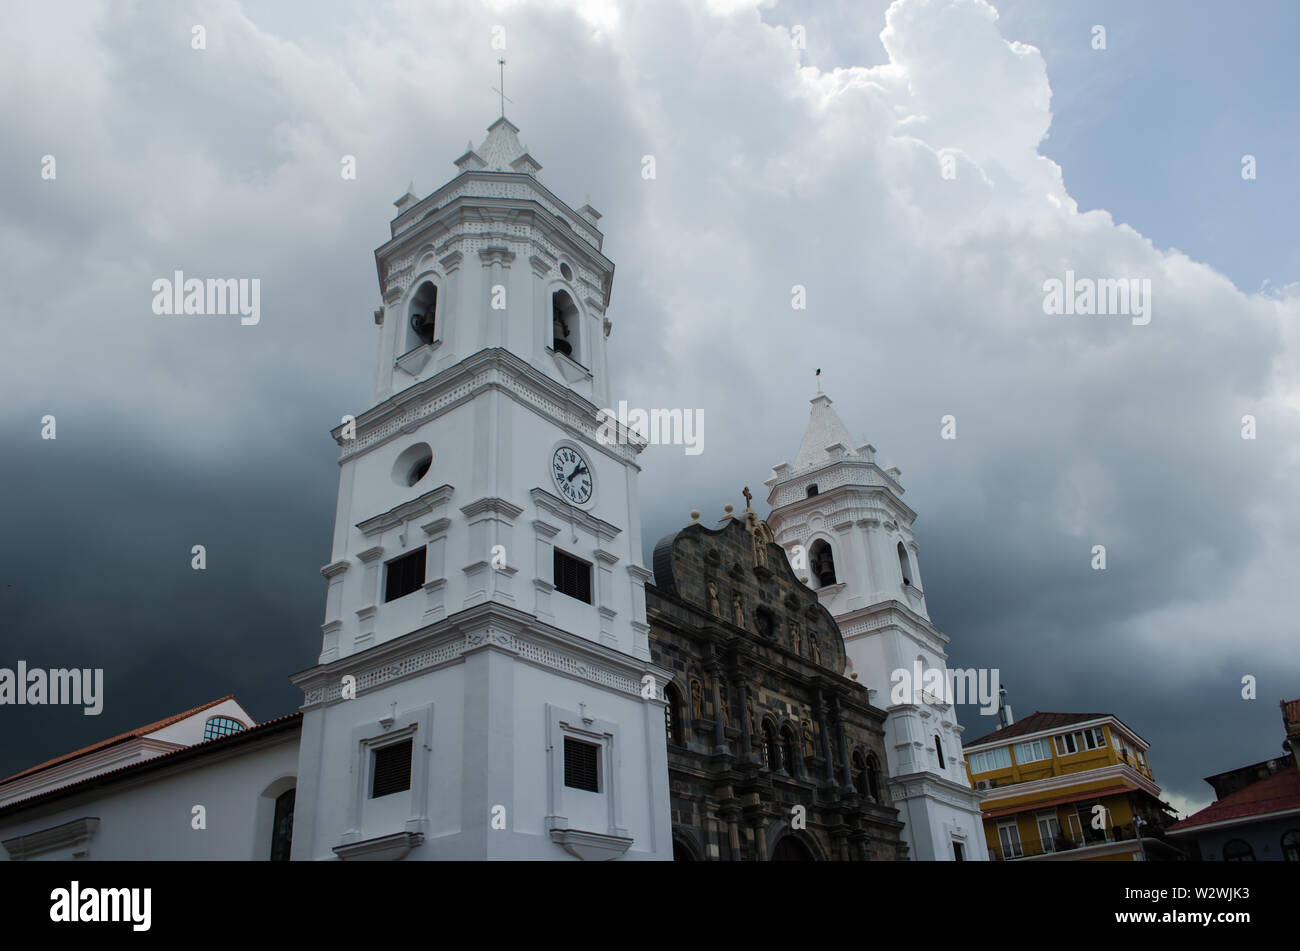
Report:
963,711,1182,861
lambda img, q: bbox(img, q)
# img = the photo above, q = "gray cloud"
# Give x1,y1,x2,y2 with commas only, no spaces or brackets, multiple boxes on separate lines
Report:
1,0,1296,818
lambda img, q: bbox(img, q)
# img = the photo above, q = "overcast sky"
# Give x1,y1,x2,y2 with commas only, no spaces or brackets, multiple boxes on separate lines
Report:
2,0,1298,819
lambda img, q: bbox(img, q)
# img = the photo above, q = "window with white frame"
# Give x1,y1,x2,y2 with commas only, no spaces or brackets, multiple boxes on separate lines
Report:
1014,738,1052,764
998,822,1022,859
1054,727,1107,756
1037,813,1062,852
968,746,1012,774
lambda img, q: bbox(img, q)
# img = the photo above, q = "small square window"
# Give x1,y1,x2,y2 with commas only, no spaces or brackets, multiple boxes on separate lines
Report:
385,548,426,603
563,737,600,792
371,739,413,798
554,549,592,604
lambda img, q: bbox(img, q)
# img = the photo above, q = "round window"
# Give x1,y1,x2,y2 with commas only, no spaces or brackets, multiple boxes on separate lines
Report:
392,443,433,487
559,262,574,281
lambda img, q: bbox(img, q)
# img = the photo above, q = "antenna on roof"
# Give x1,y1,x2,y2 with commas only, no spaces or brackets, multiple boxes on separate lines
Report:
491,58,513,119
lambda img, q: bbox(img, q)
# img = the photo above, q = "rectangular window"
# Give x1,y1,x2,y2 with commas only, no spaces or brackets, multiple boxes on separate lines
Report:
371,739,413,798
998,823,1022,859
1014,738,1051,764
1037,813,1062,853
969,746,1012,774
553,549,592,604
384,548,426,603
563,737,599,792
1055,732,1079,755
953,841,965,862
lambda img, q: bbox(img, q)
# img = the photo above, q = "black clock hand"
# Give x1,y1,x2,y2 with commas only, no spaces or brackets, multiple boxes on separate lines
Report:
567,464,589,482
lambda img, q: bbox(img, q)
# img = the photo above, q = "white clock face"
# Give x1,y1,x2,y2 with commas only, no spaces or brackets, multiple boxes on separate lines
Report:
551,446,593,505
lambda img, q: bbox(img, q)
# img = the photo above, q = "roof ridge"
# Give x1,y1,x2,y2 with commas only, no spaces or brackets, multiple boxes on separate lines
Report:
0,694,240,785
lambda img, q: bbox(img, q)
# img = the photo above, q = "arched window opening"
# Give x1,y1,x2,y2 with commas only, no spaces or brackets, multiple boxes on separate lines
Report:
407,281,437,349
664,683,684,747
866,755,882,800
270,787,295,862
762,720,779,771
810,539,837,587
552,290,579,361
1281,830,1300,862
203,716,245,742
806,484,819,498
772,835,815,861
898,541,913,586
852,751,868,797
934,734,945,768
1223,839,1255,862
780,726,798,776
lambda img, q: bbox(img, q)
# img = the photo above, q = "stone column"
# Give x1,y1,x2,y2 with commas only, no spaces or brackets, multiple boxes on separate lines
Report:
737,680,754,757
816,694,837,786
832,696,854,789
708,664,727,752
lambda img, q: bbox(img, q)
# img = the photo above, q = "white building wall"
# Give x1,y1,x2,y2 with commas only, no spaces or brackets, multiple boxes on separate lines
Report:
0,730,300,861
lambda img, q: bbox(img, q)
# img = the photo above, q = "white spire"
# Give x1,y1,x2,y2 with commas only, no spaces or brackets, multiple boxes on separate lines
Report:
454,117,542,177
791,392,861,474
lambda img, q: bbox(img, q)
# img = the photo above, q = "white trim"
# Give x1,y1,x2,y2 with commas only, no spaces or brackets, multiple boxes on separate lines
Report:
979,762,1163,806
966,716,1148,755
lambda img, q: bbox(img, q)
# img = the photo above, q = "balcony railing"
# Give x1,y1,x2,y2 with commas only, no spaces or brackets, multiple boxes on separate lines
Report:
991,825,1143,861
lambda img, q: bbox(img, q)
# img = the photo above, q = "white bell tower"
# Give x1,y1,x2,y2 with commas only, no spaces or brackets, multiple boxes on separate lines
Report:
289,114,672,861
765,392,988,861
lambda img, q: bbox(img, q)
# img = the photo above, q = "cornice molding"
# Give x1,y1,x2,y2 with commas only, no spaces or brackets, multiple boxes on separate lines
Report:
977,762,1162,806
1,817,100,860
321,560,350,579
460,497,525,522
530,487,621,541
292,601,671,709
332,830,424,861
357,486,454,538
331,348,642,468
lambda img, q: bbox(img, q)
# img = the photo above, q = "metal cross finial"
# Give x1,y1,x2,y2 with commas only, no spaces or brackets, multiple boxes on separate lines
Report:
492,58,513,118
742,486,752,509
815,367,822,394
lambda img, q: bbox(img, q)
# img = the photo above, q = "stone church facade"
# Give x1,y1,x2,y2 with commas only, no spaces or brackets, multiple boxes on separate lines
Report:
648,500,907,861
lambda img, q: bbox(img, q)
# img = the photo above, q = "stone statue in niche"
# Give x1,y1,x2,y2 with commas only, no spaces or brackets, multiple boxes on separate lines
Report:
690,679,703,719
732,593,745,628
790,623,801,656
802,720,815,757
809,636,821,665
751,519,775,568
747,701,757,737
719,691,730,729
707,581,720,616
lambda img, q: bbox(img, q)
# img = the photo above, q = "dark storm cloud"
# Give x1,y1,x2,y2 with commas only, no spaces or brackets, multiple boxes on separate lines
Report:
1,0,1297,821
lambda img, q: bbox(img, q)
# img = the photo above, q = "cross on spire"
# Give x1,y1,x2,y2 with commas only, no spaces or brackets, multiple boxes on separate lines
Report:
491,58,513,119
742,486,753,509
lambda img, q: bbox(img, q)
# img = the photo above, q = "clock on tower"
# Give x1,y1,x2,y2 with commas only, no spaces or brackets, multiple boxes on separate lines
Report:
289,107,672,862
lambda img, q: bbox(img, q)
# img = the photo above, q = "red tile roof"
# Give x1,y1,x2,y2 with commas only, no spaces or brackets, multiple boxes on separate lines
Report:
1167,766,1300,833
966,711,1113,747
0,695,237,785
1283,699,1300,728
0,711,302,817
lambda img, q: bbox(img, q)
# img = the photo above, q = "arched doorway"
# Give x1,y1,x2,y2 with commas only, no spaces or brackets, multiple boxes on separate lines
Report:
672,836,700,861
771,834,815,862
